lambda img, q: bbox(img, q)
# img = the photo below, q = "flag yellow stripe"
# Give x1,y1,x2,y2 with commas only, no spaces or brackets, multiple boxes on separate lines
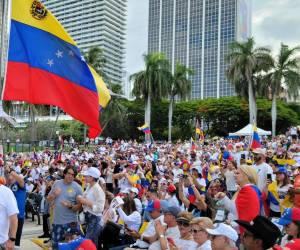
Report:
12,0,76,46
89,66,111,108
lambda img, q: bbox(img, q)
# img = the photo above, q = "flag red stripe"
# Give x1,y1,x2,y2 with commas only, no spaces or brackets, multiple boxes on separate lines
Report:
4,62,101,133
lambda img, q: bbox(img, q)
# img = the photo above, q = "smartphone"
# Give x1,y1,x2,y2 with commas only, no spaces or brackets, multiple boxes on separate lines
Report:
267,174,272,181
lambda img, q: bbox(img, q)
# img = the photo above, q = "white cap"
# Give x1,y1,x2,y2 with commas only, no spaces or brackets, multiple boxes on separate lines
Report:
206,223,238,242
82,167,100,179
191,166,202,174
252,148,266,155
130,187,139,194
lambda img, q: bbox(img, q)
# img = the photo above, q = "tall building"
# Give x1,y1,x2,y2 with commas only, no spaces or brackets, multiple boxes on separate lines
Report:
43,0,127,85
148,0,252,99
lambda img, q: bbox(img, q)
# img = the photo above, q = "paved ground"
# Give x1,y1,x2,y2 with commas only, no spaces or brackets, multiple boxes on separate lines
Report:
20,218,44,250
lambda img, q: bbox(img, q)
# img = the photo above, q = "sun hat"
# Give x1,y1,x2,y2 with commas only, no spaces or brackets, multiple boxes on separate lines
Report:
206,223,238,242
82,167,100,179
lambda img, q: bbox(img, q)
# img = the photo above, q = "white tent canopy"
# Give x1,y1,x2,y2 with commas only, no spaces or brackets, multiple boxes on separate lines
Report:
229,124,271,136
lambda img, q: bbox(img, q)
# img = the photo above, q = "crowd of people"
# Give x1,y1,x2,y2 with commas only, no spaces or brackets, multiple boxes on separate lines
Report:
0,126,300,250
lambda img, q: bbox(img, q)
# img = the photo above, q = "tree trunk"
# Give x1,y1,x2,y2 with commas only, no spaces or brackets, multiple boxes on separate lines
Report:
248,82,257,124
145,93,151,127
49,107,60,141
29,104,37,143
168,97,174,142
271,95,277,137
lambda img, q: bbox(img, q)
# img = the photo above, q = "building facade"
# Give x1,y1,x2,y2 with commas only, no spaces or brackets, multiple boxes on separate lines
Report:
148,0,252,99
43,0,127,86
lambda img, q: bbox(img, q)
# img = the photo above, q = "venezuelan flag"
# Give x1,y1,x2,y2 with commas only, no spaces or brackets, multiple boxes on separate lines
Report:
250,125,261,149
138,123,151,134
3,0,109,138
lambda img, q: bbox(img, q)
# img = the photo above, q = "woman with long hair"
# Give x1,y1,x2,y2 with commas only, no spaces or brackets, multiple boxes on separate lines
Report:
268,166,293,218
277,208,300,246
215,165,263,232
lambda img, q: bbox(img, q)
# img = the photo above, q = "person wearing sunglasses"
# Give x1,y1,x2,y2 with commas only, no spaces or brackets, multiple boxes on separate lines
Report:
168,211,197,250
190,217,213,250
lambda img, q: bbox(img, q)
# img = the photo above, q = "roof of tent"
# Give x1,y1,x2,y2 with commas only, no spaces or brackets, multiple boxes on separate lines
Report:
229,124,271,136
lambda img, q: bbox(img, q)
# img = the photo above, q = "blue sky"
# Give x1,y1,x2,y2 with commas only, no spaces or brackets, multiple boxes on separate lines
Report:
125,0,300,76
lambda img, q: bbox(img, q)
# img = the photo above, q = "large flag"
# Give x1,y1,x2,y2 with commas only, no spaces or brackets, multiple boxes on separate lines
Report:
250,124,262,149
138,123,151,134
3,0,110,138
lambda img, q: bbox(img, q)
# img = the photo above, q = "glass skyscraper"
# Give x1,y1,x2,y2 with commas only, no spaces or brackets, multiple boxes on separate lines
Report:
148,0,252,99
43,0,127,85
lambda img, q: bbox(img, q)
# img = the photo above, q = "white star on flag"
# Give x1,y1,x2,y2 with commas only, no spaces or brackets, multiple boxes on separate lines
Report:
56,50,63,58
68,50,74,56
47,59,54,67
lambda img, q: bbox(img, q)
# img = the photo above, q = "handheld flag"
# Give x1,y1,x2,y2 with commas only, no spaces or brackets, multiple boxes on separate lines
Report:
250,125,262,149
3,0,108,138
195,119,204,141
138,124,151,134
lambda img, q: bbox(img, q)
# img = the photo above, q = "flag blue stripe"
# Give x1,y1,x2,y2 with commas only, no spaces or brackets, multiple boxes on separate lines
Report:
8,20,97,93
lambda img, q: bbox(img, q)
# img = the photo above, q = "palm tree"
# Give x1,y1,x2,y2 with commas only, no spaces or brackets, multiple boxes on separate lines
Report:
260,44,300,136
130,52,171,129
227,38,272,124
167,62,193,141
84,46,109,82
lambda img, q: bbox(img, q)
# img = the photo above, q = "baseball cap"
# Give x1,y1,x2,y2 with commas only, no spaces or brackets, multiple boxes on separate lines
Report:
82,167,100,179
130,187,139,194
252,148,266,155
275,166,287,175
277,208,300,226
236,216,281,249
162,205,181,218
206,223,238,242
145,199,161,212
167,184,176,193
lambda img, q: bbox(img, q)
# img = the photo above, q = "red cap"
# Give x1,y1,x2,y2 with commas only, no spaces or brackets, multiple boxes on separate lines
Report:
167,184,176,193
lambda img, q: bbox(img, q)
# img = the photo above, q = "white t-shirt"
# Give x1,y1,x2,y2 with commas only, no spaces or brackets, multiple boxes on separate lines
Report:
0,185,19,244
134,215,165,249
224,169,237,191
253,162,273,191
149,225,180,250
175,238,198,250
197,239,212,250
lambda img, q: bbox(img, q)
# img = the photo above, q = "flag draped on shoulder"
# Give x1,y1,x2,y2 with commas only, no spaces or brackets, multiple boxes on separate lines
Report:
3,0,109,138
195,119,204,141
138,124,151,134
250,124,262,149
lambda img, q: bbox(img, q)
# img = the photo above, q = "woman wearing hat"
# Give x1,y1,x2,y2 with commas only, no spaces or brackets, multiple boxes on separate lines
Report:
76,167,105,247
277,208,300,246
215,165,263,232
268,166,293,218
190,217,213,249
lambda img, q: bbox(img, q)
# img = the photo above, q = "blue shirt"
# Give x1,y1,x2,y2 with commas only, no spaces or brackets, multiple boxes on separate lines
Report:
11,182,26,219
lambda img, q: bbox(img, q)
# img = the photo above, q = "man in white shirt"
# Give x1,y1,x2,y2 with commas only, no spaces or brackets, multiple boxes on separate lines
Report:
124,199,164,249
252,148,273,192
149,205,181,250
0,184,19,250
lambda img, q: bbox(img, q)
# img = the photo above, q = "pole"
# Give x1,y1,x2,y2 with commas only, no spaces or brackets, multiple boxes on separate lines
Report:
0,0,8,163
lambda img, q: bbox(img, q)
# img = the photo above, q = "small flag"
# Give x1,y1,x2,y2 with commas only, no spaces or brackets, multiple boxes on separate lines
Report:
138,124,151,134
195,119,204,141
250,125,262,149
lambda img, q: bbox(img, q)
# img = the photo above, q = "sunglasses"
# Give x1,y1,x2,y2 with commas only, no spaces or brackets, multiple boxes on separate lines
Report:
192,228,205,234
177,221,190,228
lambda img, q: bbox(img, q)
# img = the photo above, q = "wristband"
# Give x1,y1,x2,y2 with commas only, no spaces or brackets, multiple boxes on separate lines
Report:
9,237,16,242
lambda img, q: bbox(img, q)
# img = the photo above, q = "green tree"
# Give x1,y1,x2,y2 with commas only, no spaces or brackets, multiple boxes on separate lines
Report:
84,46,108,82
130,52,171,129
227,37,272,124
167,62,193,141
260,44,300,136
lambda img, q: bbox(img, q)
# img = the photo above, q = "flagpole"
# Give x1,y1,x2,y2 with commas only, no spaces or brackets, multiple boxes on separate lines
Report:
0,0,8,162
